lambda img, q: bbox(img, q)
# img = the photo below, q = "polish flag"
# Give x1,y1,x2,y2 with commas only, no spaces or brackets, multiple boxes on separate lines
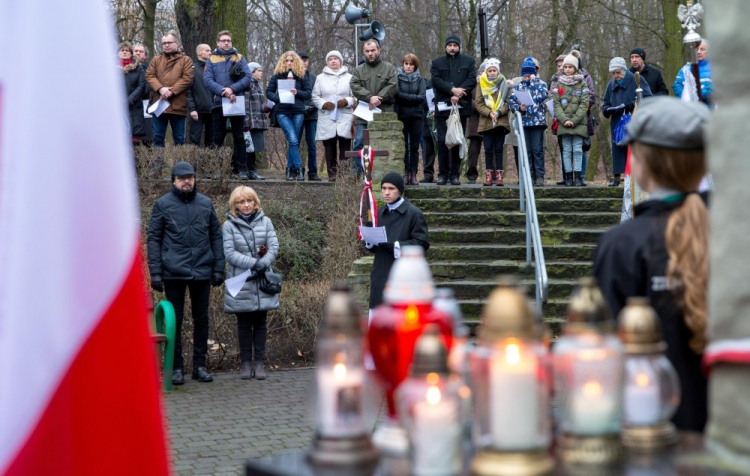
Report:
0,1,170,475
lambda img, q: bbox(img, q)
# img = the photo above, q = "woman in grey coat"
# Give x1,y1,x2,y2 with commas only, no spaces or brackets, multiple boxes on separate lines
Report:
223,186,279,380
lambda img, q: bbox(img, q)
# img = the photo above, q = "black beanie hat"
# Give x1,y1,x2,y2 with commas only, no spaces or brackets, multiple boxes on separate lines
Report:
631,47,646,61
445,34,461,48
381,171,404,194
171,161,195,181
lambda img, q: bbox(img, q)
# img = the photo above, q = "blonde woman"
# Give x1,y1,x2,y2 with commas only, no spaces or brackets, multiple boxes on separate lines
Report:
223,186,279,380
265,51,312,181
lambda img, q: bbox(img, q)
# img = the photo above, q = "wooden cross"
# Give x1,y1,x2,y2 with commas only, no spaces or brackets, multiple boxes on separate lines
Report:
344,129,390,227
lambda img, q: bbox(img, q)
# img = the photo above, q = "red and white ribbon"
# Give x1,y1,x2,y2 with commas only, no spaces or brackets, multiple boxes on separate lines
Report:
358,147,378,239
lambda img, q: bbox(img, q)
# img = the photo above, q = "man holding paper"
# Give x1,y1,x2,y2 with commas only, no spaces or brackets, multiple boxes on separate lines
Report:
366,172,429,310
205,30,253,179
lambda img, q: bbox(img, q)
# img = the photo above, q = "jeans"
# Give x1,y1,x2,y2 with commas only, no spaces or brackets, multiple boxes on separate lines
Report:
401,118,423,173
236,311,268,363
189,112,214,147
482,128,506,170
301,120,318,175
212,109,247,174
582,150,589,179
352,123,367,175
151,113,186,147
524,126,546,178
436,114,468,178
163,279,211,369
277,113,304,169
561,135,583,172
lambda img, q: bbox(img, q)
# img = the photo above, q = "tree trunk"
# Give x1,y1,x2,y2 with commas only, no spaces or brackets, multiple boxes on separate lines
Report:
175,0,213,60
212,0,248,56
142,0,159,56
661,0,683,95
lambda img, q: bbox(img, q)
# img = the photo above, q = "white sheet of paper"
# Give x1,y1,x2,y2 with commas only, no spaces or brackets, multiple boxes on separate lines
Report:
222,96,245,116
147,98,169,117
425,88,435,110
142,99,153,118
353,102,381,122
225,268,252,298
330,95,341,121
278,79,296,104
436,102,462,112
359,226,387,244
266,99,275,109
514,90,535,107
545,99,555,117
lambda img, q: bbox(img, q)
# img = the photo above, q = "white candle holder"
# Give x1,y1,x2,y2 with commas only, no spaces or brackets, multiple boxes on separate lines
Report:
618,297,681,450
469,278,554,476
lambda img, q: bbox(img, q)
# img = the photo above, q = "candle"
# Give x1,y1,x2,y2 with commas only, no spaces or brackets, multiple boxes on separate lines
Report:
412,384,461,476
316,358,366,438
489,341,543,450
569,379,618,434
624,372,660,425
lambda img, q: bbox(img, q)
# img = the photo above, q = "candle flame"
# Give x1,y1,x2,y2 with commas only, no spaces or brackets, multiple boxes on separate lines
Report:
505,343,521,365
636,373,650,387
582,380,603,398
405,304,419,325
459,385,471,399
426,372,440,385
426,385,442,405
333,362,347,381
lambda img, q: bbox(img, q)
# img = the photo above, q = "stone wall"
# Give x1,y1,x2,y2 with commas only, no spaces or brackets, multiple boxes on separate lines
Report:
367,112,405,187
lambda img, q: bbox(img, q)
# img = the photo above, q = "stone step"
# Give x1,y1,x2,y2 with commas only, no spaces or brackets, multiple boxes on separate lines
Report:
411,197,622,213
429,227,605,245
457,299,569,336
434,279,578,301
424,211,618,228
428,243,596,262
406,185,624,199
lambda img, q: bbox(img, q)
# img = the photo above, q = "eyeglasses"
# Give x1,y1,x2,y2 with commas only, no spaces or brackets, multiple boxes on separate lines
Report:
162,41,176,45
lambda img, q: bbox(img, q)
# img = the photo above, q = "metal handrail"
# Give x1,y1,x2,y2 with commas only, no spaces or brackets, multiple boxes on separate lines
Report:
512,111,549,317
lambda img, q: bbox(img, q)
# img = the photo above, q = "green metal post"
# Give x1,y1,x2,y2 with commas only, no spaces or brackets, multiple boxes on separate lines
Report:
154,300,176,392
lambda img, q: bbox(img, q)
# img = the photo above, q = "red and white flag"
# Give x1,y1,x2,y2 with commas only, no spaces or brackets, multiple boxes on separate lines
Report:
0,1,170,475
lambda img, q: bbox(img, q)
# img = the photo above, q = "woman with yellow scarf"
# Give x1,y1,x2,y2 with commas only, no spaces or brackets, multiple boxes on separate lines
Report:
474,58,510,186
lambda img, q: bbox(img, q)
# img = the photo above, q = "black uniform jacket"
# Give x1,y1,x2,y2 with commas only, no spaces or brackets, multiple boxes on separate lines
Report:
592,197,707,432
368,198,429,309
430,52,477,117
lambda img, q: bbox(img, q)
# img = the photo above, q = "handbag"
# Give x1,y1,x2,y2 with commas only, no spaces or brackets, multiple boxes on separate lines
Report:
445,105,467,159
259,269,282,295
244,130,255,153
582,136,592,152
269,106,279,128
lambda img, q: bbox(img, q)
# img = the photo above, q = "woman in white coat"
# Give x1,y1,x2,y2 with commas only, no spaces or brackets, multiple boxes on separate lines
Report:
312,50,355,181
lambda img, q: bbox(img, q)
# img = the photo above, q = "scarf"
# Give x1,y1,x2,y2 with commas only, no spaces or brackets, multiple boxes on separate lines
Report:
240,210,258,223
479,72,508,112
558,74,583,86
397,68,421,83
120,58,132,68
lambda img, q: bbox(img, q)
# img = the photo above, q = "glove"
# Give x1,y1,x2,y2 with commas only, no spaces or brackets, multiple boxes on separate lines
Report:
252,260,266,273
322,102,335,110
211,274,224,287
624,102,635,113
150,276,164,292
336,98,348,108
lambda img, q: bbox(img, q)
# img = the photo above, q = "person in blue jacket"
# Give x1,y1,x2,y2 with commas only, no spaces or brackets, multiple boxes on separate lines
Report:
204,30,252,179
674,40,712,106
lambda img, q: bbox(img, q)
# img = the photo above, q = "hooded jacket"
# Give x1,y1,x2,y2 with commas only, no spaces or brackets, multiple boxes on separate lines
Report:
509,77,549,128
430,49,477,117
553,76,589,137
311,66,355,140
145,51,194,115
204,48,252,109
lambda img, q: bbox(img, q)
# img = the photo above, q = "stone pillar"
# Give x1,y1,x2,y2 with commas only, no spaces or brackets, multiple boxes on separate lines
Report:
704,1,750,470
367,112,405,186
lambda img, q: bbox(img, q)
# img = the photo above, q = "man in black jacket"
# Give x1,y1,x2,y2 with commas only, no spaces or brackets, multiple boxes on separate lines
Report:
430,34,477,185
366,172,430,310
629,48,669,96
147,162,225,385
187,44,214,147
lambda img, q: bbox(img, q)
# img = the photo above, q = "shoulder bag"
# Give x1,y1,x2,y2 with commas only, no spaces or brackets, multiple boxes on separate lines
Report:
232,221,282,295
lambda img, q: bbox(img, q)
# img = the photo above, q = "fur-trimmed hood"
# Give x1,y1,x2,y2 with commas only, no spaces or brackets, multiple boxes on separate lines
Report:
121,58,141,74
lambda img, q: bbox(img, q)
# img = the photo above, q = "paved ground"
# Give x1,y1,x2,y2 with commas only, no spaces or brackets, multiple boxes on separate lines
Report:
165,368,317,475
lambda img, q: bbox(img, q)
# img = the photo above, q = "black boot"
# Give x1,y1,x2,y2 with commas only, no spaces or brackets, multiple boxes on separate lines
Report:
286,167,294,181
297,167,305,181
565,172,573,187
608,174,621,187
248,169,265,180
574,172,583,187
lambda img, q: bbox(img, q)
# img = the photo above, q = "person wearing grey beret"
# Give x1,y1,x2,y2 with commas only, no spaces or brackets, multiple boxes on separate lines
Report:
593,95,710,433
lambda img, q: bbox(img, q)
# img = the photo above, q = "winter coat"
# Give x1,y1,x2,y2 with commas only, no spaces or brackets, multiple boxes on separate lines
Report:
553,77,589,137
204,48,251,110
147,185,224,281
593,196,708,432
368,198,430,309
509,77,549,128
395,69,427,119
302,70,318,122
145,51,194,115
266,71,312,115
350,58,398,125
311,66,355,140
674,59,712,104
222,211,280,313
430,52,477,117
187,59,213,114
245,78,269,130
474,83,510,134
629,64,669,96
123,60,146,137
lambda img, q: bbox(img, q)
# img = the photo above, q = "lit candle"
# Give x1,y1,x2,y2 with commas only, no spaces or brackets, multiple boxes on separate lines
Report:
570,379,618,434
412,382,462,476
316,356,366,438
624,372,660,425
489,341,543,449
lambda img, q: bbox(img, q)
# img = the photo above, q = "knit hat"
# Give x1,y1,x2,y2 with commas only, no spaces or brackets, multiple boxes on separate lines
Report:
248,62,262,74
325,50,343,64
445,34,461,48
521,57,536,75
609,56,627,73
484,57,501,73
631,48,646,61
562,50,580,71
382,171,404,194
171,161,195,180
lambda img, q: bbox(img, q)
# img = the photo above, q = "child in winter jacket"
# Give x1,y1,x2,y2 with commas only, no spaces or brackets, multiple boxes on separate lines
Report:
509,57,549,186
474,58,510,186
553,50,589,186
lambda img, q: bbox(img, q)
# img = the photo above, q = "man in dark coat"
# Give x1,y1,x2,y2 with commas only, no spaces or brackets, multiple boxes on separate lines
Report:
366,172,430,310
629,48,669,96
297,51,321,181
147,162,225,385
187,44,214,147
430,34,477,185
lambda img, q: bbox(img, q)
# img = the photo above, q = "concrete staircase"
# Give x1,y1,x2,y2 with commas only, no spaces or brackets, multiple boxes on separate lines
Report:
348,185,623,335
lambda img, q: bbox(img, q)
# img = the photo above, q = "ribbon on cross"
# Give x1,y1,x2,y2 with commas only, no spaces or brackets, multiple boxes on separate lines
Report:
358,146,378,239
